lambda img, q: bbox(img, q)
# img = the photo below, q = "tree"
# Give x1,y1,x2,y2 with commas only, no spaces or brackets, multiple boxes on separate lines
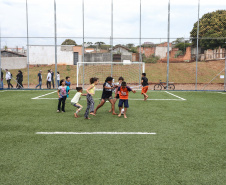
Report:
95,42,105,49
190,10,226,49
61,39,77,46
129,47,138,53
126,43,134,49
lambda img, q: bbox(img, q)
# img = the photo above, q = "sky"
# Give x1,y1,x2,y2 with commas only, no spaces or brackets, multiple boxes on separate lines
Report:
0,0,225,48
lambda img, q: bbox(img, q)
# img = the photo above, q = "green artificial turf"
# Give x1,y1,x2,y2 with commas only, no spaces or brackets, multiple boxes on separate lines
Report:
0,90,225,184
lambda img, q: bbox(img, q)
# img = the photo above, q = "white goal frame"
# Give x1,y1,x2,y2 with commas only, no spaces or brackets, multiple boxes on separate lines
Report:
77,62,145,88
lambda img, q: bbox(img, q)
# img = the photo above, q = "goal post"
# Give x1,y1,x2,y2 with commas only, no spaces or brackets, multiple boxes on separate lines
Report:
77,62,145,89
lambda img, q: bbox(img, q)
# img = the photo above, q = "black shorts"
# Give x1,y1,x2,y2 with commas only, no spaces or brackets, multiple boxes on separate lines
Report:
101,92,113,100
115,94,119,99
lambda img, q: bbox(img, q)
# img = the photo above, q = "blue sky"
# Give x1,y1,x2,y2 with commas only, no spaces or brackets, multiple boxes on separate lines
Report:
0,0,225,48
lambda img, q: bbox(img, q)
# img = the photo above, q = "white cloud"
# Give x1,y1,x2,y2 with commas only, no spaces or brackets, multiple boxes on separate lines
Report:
0,0,225,47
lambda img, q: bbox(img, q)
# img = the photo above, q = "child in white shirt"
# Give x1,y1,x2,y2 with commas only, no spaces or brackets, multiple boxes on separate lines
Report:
71,87,87,118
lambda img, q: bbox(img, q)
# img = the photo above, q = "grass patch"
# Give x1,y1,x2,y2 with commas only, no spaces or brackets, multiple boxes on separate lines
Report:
0,90,225,184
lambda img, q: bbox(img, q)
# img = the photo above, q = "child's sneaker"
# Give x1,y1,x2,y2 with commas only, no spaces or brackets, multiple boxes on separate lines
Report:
62,111,65,113
57,110,60,113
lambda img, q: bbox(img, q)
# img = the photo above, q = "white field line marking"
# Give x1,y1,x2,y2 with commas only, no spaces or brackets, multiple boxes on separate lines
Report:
32,91,57,99
165,91,186,101
217,92,226,94
36,132,156,135
0,91,5,93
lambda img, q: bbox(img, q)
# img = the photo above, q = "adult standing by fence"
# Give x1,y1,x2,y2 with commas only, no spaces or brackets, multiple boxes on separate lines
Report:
36,70,42,89
5,69,13,89
1,70,3,89
57,71,60,87
47,70,52,89
50,69,54,89
16,70,23,89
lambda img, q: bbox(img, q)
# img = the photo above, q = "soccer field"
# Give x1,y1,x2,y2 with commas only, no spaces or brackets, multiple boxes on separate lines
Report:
0,90,225,184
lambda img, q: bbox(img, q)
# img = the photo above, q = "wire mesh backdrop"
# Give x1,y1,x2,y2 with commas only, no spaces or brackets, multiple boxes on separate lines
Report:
0,0,225,91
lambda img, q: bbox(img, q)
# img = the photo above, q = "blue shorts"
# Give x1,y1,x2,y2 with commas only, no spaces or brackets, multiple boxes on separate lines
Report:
118,99,129,108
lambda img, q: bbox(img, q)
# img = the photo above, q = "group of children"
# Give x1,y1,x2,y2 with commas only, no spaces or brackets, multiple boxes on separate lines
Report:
57,73,149,119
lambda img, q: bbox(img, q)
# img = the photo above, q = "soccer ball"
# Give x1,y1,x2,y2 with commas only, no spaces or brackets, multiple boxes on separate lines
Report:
121,108,124,114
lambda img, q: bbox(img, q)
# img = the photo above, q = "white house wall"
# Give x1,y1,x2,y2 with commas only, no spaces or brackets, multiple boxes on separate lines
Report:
155,46,172,58
29,46,73,65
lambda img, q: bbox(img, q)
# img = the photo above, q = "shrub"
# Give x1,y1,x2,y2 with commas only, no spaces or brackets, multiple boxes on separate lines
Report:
143,54,160,63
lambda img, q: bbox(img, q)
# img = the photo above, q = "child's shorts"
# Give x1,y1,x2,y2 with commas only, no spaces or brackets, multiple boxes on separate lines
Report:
102,94,113,101
72,103,81,109
118,99,129,108
141,86,148,94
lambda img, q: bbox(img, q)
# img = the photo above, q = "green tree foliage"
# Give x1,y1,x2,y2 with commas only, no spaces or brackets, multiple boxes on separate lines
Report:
129,47,138,53
190,10,226,49
61,39,77,46
174,43,191,53
95,42,105,49
126,43,135,49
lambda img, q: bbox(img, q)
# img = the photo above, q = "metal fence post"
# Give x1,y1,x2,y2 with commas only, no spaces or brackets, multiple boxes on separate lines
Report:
54,0,57,89
166,0,170,90
0,26,1,89
138,0,142,85
26,0,29,88
195,0,200,91
82,0,85,89
110,0,113,77
224,51,226,91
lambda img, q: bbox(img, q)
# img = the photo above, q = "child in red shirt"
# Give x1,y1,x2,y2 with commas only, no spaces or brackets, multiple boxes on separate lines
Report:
118,81,136,118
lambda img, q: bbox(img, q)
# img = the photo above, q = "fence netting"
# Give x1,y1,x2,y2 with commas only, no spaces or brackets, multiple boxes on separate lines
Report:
0,0,225,91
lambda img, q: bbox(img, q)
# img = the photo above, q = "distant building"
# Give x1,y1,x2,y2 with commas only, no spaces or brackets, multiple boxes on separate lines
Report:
112,45,133,62
1,50,26,57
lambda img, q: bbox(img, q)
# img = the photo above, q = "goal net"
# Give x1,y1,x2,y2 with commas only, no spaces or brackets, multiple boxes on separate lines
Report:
77,62,145,89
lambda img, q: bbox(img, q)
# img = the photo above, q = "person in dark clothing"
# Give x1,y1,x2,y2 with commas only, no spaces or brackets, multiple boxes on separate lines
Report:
16,70,23,89
141,73,149,101
94,76,117,115
50,69,54,89
1,70,3,88
36,70,42,89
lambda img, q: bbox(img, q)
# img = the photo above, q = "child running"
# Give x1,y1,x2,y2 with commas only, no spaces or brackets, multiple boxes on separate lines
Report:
141,73,149,101
57,79,67,113
118,81,136,118
94,76,117,115
71,87,87,118
84,77,99,119
109,76,124,113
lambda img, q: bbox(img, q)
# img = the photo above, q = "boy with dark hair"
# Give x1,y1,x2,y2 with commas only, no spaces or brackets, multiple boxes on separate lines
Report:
94,76,117,115
65,76,71,87
141,73,149,101
118,81,136,118
109,76,124,113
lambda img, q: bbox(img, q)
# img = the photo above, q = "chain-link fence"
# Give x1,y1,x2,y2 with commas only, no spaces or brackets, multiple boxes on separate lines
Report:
0,0,225,90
